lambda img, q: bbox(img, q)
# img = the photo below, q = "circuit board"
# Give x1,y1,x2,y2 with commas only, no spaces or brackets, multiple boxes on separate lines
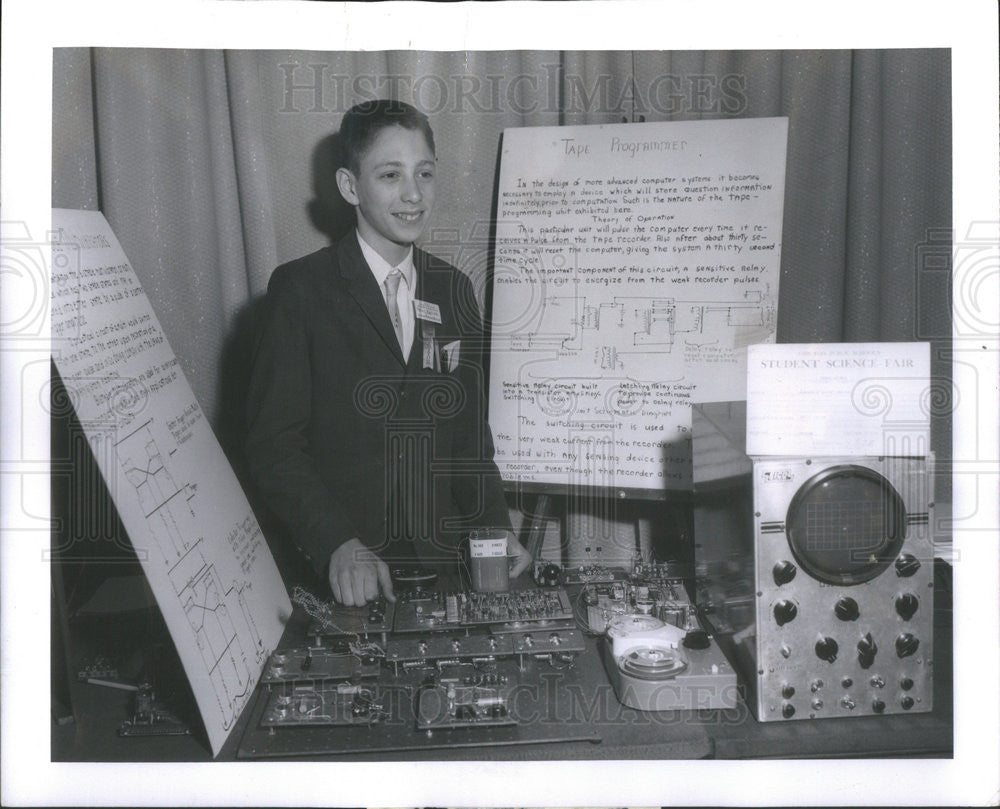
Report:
415,682,517,730
261,646,380,684
386,633,515,666
392,588,574,633
238,654,602,757
510,627,585,656
259,683,390,727
561,565,624,585
303,595,394,640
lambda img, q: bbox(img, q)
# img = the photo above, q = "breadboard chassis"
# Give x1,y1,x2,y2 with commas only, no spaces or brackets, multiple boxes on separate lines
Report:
238,656,601,758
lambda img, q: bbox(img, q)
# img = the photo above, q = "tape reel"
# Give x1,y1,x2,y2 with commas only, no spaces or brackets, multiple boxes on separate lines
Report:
618,645,688,681
607,613,687,659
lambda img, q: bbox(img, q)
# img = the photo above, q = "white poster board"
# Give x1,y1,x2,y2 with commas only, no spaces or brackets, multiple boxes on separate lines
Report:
49,209,291,756
487,118,787,492
746,342,932,457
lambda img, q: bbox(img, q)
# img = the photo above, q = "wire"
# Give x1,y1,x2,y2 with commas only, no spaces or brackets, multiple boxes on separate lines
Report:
291,584,348,635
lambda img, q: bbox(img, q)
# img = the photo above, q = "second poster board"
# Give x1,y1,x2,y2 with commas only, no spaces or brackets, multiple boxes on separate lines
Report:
487,117,788,494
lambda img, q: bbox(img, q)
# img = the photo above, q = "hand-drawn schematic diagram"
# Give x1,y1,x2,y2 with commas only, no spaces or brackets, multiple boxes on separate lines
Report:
168,541,266,730
499,290,776,374
114,417,268,731
116,419,196,563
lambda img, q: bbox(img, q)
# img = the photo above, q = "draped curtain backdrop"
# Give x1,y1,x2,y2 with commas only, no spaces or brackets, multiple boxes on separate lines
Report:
52,48,953,558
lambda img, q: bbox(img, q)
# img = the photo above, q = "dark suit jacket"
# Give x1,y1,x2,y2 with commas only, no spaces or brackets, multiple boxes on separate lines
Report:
245,233,511,578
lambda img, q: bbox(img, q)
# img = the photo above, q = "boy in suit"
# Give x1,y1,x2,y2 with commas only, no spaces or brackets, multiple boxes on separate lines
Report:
246,99,531,606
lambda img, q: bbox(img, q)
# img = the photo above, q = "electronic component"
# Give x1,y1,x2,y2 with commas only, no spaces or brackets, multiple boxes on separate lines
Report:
385,633,514,671
392,588,574,633
460,589,574,626
562,565,621,585
117,682,191,737
511,628,586,668
415,682,516,730
468,529,510,592
296,591,394,641
392,589,458,632
533,563,562,587
585,590,632,634
583,577,695,634
260,683,387,727
261,646,380,684
631,560,692,584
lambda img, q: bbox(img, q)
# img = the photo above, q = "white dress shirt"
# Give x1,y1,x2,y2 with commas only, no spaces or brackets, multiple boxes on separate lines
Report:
357,232,416,360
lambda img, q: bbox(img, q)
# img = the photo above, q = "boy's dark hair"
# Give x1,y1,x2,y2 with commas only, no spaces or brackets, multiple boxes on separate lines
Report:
339,99,436,175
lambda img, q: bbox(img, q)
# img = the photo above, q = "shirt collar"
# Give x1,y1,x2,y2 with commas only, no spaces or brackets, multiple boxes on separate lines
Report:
356,231,415,291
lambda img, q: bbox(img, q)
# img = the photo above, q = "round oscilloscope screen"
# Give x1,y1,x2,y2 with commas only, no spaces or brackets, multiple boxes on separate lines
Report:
785,465,906,585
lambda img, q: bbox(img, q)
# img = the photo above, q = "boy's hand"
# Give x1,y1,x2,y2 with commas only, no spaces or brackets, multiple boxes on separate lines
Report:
506,534,533,578
328,538,396,606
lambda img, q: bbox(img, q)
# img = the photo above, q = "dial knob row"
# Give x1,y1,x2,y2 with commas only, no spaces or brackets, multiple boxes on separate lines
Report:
781,697,913,716
770,594,919,624
771,554,922,587
766,632,919,664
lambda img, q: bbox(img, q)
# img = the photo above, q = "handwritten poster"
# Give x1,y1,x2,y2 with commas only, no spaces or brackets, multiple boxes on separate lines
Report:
49,209,291,756
487,118,787,491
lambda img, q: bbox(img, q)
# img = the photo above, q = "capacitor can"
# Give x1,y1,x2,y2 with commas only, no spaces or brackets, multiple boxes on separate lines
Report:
469,529,509,592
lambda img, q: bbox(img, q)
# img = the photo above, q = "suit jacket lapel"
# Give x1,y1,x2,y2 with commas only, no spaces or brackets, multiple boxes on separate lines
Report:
410,248,448,374
337,234,406,367
406,249,429,374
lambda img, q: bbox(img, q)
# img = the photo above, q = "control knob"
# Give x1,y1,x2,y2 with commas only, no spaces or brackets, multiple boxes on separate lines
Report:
895,593,919,621
856,633,878,669
815,636,839,663
834,597,860,622
895,633,919,658
894,553,921,577
773,600,798,626
772,560,797,586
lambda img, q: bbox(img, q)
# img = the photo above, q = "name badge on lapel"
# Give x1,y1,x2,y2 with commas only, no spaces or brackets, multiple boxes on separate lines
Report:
413,299,442,324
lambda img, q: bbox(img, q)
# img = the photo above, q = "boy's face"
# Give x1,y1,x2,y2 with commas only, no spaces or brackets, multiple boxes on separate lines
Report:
336,125,436,264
